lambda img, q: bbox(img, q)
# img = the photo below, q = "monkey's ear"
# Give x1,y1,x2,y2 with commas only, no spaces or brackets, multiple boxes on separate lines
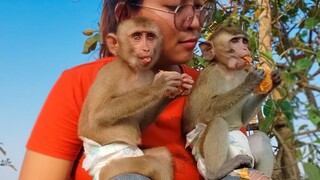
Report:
199,41,215,60
115,2,130,22
106,33,118,56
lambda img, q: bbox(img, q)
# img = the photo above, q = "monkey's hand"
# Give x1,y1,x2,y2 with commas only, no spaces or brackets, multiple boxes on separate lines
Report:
270,70,281,91
154,71,182,98
207,155,253,180
245,66,266,90
180,73,194,96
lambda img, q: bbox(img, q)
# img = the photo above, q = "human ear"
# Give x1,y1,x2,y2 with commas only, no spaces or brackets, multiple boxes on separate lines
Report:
106,33,118,56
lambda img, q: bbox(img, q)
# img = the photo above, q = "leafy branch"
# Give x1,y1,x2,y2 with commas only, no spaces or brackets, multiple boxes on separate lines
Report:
0,143,17,171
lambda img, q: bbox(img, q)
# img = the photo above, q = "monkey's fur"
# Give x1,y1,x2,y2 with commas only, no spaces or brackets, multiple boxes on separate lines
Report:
183,26,280,179
78,17,181,180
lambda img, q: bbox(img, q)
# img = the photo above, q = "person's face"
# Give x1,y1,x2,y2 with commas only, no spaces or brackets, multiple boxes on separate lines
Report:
132,0,205,67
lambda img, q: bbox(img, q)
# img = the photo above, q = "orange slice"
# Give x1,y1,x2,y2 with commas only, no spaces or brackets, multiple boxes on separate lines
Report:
253,67,273,94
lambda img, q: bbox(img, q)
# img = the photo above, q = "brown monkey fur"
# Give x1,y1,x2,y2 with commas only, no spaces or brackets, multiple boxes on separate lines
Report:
78,17,184,180
183,26,281,180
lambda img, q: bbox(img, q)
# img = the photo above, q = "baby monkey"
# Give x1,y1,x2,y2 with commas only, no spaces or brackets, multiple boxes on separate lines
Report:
78,17,188,180
183,25,281,179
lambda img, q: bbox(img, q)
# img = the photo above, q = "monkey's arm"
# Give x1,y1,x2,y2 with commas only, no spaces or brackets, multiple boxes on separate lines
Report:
241,94,267,125
209,68,265,116
90,72,181,126
241,70,282,124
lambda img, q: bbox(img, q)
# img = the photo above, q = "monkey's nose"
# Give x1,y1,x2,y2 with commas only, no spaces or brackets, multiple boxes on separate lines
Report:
143,49,150,52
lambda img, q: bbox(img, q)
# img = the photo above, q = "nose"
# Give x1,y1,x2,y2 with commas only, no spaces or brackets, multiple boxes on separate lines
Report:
188,11,201,30
142,37,150,52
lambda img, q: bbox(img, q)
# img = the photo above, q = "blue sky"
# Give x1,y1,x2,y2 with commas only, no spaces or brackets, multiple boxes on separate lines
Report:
1,1,319,180
0,0,102,179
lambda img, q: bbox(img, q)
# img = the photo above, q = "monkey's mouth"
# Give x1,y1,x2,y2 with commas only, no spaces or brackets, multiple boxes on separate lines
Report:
140,57,152,65
242,55,253,65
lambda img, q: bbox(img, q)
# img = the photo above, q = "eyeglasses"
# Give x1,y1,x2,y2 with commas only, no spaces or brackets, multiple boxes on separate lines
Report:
129,2,215,31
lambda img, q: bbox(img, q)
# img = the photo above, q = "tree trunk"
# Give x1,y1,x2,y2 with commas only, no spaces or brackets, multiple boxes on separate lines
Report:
257,0,300,179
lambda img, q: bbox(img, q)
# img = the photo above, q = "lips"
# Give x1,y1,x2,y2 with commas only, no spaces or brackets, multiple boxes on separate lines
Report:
180,38,198,49
140,56,152,65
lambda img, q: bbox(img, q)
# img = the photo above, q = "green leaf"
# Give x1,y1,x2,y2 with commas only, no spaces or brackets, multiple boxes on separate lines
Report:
308,106,320,126
260,51,273,62
296,58,312,70
304,17,319,30
260,99,276,133
315,139,320,145
297,149,303,159
299,30,308,39
241,15,254,24
282,72,296,86
303,162,320,180
82,33,101,54
278,100,294,120
297,124,308,131
278,100,294,129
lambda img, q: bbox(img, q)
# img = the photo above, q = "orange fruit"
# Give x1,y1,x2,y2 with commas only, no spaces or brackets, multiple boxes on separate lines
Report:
243,55,253,65
253,67,273,94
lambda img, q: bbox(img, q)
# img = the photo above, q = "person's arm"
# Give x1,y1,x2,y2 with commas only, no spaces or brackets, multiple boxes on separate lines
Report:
19,150,74,180
18,62,106,180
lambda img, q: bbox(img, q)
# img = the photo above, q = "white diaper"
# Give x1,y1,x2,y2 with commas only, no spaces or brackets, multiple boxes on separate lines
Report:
228,130,254,167
185,124,254,179
80,137,144,180
185,123,208,178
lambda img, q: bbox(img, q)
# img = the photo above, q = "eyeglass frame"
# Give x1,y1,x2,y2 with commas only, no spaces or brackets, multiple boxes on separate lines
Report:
128,2,216,31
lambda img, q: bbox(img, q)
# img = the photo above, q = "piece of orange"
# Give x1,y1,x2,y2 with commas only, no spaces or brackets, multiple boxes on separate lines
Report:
253,67,273,94
243,55,253,65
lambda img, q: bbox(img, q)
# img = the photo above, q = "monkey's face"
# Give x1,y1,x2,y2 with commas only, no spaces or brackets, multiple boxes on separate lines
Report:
229,36,250,58
226,36,252,70
134,0,203,66
129,30,160,69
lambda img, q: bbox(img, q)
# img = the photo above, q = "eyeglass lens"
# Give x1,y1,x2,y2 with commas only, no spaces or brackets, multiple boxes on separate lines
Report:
175,5,195,31
200,3,215,28
175,3,215,31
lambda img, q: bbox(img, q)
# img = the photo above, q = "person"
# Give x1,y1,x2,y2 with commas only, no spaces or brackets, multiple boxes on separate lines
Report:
19,0,216,179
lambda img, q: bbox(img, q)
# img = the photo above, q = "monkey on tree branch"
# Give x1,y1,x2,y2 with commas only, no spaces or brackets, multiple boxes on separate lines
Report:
183,25,281,180
78,17,194,180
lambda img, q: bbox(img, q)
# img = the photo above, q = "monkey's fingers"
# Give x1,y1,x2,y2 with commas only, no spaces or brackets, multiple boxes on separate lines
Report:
271,71,282,87
155,70,181,82
180,88,191,96
249,65,258,72
166,87,181,98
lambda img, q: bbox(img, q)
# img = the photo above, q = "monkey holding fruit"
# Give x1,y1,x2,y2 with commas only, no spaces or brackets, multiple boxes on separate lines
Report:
78,17,191,180
183,25,281,180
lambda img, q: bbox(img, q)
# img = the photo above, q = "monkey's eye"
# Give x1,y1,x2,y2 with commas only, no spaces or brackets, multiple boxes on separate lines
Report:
230,37,239,43
131,32,142,41
243,38,249,44
147,33,157,42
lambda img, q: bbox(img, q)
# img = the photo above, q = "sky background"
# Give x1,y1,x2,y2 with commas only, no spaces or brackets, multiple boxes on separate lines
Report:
0,1,319,180
0,0,102,179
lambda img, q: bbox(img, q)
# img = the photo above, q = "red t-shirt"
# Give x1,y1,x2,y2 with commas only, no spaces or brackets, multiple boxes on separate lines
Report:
26,57,202,180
